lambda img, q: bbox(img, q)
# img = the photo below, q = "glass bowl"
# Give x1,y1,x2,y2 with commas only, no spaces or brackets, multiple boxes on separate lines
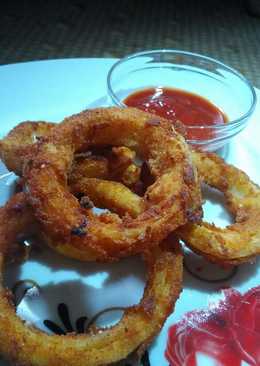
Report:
107,49,256,151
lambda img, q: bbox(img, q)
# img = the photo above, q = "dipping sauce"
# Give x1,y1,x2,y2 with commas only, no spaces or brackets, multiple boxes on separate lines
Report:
124,87,228,141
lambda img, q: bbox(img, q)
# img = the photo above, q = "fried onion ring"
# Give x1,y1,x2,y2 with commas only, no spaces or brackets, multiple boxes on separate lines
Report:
23,108,200,261
0,196,183,365
177,151,260,264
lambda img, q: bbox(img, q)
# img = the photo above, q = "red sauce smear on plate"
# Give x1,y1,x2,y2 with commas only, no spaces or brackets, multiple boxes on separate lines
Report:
124,87,228,140
165,286,260,365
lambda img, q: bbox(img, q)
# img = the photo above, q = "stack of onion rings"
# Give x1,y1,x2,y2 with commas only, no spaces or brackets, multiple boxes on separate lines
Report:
0,107,200,365
2,116,259,264
1,106,259,365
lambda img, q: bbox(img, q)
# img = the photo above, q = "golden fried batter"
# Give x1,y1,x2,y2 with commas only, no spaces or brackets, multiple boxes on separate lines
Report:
23,108,201,261
70,150,260,265
177,151,260,264
71,177,144,218
0,121,141,188
0,121,55,175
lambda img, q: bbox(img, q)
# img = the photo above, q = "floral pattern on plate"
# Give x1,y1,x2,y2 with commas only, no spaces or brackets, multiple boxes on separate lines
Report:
165,286,260,366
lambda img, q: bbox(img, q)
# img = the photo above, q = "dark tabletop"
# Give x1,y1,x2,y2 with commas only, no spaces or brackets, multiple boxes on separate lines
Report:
1,0,260,86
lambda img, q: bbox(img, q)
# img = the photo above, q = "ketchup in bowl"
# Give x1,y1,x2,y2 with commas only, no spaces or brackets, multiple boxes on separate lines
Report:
124,87,228,141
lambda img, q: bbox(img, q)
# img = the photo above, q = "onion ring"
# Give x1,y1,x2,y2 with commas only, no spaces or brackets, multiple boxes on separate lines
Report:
0,198,183,366
177,151,260,264
23,108,200,261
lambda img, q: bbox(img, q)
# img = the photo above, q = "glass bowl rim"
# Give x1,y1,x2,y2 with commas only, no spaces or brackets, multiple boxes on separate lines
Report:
107,49,257,130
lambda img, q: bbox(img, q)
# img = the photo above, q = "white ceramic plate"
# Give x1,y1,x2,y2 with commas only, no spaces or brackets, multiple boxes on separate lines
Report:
0,59,260,366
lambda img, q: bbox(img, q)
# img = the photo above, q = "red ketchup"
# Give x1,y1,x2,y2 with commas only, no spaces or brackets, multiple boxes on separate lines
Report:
165,286,260,365
124,87,227,140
